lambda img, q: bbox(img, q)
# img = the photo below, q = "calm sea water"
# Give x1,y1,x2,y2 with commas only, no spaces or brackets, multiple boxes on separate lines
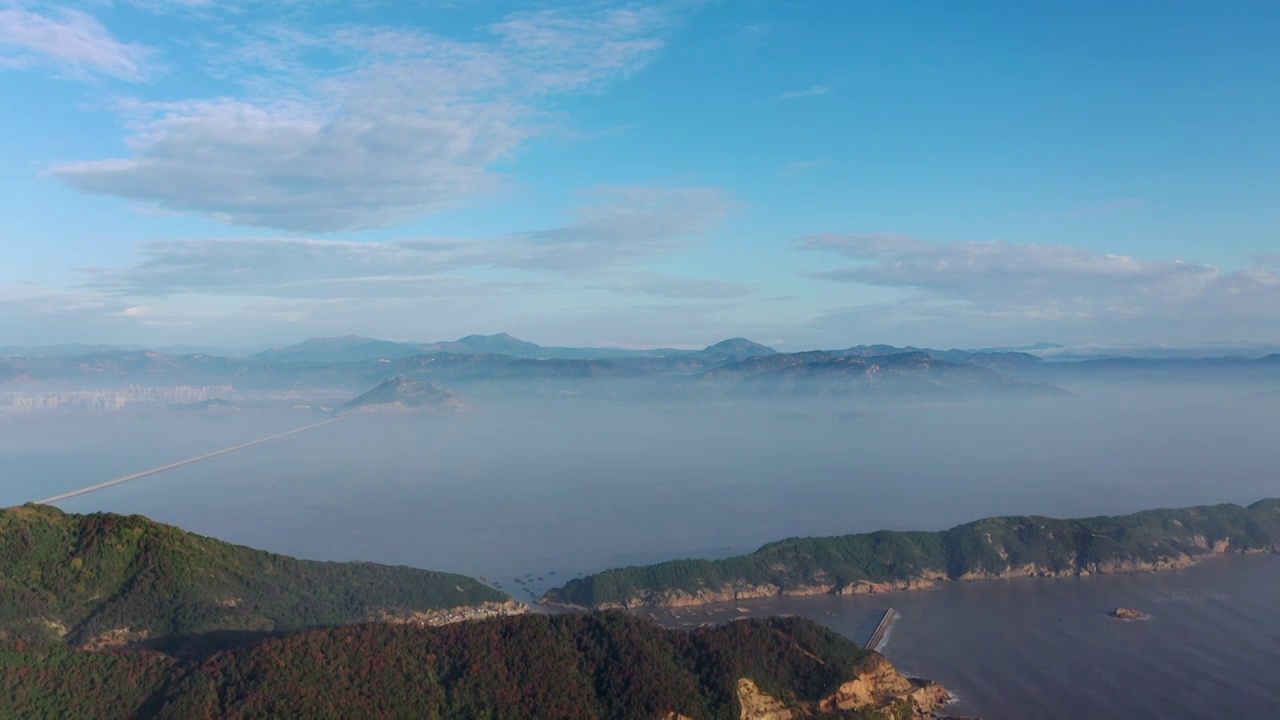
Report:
651,554,1280,719
3,392,1278,718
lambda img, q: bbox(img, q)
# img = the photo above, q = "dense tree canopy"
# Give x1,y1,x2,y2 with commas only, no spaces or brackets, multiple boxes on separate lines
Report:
547,500,1280,607
2,614,914,719
0,504,506,645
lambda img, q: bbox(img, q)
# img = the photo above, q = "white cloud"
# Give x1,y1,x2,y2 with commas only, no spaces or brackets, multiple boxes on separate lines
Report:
56,97,523,232
0,4,155,80
50,4,688,232
804,233,1280,336
3,182,741,345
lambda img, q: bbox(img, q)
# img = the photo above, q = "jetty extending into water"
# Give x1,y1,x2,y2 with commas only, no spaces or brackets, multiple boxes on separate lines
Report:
864,608,898,651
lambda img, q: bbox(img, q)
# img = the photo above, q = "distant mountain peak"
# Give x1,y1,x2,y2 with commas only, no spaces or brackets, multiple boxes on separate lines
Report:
420,333,544,357
871,350,933,364
696,338,777,360
297,335,378,347
706,337,775,351
250,336,422,364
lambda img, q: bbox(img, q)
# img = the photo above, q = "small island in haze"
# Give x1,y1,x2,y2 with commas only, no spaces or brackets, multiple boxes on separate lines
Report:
338,375,475,415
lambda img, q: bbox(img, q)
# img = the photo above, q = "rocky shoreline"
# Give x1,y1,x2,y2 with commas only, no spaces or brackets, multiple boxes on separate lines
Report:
734,654,953,720
546,545,1278,611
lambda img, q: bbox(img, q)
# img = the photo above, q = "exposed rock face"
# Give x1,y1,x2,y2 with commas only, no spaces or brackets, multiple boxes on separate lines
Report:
733,655,951,720
372,600,526,627
41,619,68,639
837,574,946,595
82,627,150,651
818,655,950,719
736,678,794,720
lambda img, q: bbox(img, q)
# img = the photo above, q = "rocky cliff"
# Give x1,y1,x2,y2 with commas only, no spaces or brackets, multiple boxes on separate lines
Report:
735,654,951,720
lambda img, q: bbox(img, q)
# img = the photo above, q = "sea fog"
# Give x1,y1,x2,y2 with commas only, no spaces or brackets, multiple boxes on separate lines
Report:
2,383,1275,598
6,384,1279,718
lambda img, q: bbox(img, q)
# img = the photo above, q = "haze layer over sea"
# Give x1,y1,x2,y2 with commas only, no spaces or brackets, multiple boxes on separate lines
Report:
3,384,1278,717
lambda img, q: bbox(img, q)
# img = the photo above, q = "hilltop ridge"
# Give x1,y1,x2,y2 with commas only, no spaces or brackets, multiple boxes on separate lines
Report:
545,499,1280,609
2,613,949,719
0,504,510,647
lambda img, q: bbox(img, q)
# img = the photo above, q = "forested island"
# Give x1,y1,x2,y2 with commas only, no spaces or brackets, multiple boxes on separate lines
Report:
0,505,950,719
15,498,1279,717
0,504,513,647
545,500,1280,609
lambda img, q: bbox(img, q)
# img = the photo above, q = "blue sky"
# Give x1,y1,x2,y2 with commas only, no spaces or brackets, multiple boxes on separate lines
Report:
2,0,1278,351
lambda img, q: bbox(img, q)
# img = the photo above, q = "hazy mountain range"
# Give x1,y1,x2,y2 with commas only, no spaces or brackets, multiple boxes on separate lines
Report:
7,336,1279,361
2,333,1277,403
245,333,781,364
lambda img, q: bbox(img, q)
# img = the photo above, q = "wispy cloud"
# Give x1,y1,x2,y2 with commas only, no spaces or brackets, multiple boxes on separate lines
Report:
1061,197,1143,219
497,185,735,272
593,272,756,299
10,182,742,343
80,185,736,298
774,83,833,101
781,159,822,174
51,4,693,232
732,22,770,44
0,4,156,80
804,233,1280,330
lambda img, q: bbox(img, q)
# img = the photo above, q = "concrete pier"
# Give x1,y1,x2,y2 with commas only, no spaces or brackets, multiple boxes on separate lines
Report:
864,608,897,651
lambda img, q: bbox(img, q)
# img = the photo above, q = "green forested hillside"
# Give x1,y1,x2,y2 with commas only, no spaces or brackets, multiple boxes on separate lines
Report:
1,613,932,720
0,504,506,645
547,500,1280,608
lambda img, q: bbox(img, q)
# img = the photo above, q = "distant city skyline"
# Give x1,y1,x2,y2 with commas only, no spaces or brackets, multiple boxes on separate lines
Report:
3,1,1279,349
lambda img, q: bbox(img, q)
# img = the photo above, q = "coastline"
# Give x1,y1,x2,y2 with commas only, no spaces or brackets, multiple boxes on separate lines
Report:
543,544,1279,612
653,551,1280,720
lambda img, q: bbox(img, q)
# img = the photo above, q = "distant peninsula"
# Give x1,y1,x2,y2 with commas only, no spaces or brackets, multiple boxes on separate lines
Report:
544,499,1280,609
